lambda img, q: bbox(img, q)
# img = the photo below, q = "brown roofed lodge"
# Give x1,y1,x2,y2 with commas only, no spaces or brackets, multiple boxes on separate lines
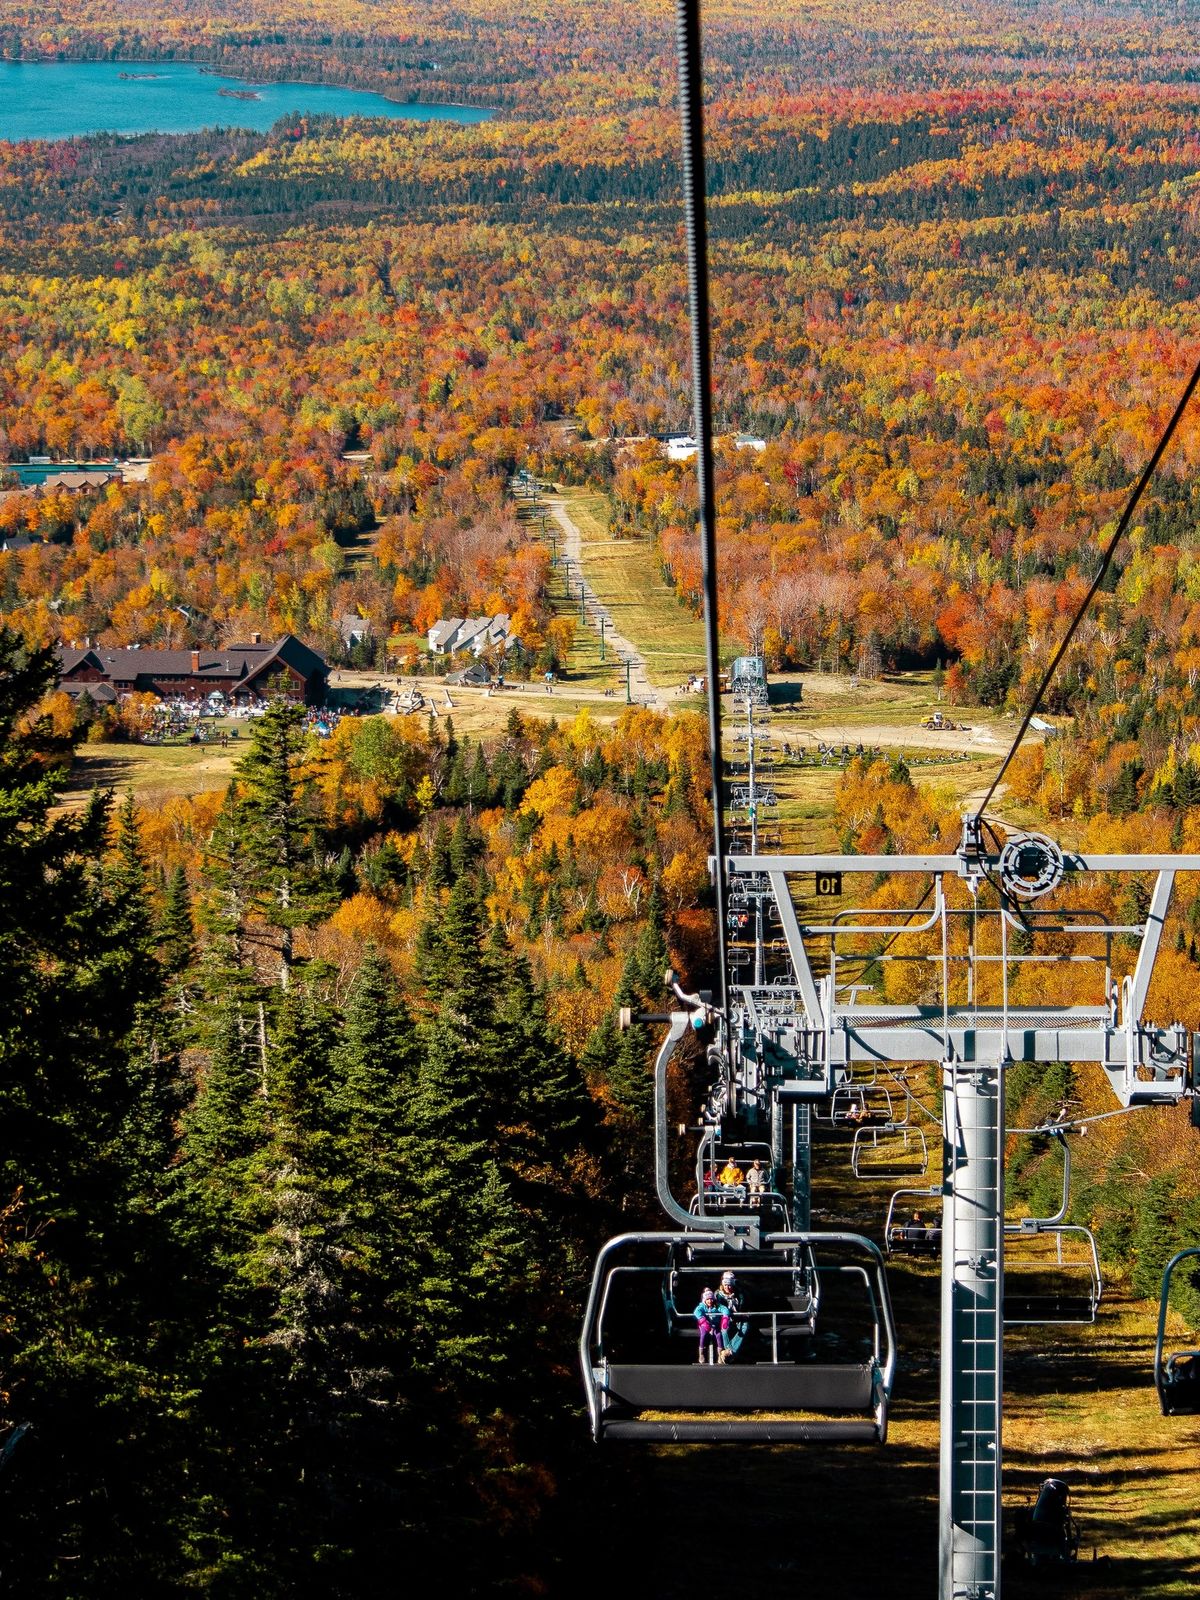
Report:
57,633,328,706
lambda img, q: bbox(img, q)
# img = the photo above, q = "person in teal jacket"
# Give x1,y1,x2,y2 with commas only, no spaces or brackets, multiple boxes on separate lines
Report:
694,1287,725,1362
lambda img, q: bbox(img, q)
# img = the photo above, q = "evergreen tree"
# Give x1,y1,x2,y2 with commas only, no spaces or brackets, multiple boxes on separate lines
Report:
427,817,453,889
490,947,590,1159
1132,1174,1181,1299
0,632,193,1594
234,703,336,985
630,883,669,1001
448,810,480,878
445,744,467,804
199,779,255,978
157,863,195,977
331,944,414,1146
467,740,492,806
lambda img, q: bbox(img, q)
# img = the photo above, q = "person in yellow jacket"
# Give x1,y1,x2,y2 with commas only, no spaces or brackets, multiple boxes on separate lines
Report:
717,1158,744,1188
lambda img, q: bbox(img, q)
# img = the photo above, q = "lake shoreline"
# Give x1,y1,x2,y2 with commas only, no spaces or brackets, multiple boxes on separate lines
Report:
4,57,498,117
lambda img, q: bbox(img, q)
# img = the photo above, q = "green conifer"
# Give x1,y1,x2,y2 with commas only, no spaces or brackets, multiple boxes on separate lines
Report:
157,864,195,977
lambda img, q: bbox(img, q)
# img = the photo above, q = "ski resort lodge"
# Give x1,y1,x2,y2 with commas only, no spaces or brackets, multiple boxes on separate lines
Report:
56,633,329,707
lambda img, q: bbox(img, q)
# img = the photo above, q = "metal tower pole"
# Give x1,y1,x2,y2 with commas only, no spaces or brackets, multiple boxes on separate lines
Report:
790,1100,812,1232
940,1058,1004,1600
747,697,765,988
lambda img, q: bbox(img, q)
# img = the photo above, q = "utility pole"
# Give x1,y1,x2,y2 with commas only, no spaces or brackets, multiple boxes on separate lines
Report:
600,615,606,661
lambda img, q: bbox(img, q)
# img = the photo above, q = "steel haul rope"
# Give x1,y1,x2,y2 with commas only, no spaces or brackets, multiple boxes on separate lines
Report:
974,354,1200,822
675,0,729,1015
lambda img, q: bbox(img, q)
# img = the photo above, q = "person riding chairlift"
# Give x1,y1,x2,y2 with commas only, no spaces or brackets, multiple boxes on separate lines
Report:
694,1288,727,1364
717,1270,750,1358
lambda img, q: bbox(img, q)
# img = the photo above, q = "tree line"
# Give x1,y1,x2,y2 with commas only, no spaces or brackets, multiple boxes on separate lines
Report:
0,630,705,1593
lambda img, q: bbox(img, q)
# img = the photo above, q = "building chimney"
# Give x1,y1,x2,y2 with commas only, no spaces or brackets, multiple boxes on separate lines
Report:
251,631,262,645
191,650,200,672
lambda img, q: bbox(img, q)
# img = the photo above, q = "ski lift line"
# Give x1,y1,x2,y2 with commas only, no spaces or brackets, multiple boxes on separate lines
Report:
883,1069,943,1127
973,352,1200,823
1009,1103,1155,1135
674,0,729,1016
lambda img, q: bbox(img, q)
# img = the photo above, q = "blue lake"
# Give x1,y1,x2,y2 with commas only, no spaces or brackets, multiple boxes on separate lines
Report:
0,61,492,141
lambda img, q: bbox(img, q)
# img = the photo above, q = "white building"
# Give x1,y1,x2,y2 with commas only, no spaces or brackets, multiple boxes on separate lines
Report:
428,614,518,657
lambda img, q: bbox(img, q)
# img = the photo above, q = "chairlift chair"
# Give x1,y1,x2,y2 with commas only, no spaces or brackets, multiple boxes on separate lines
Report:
851,1123,930,1180
581,1231,896,1443
1002,1132,1102,1324
689,1188,792,1230
1154,1248,1200,1415
1002,1224,1102,1325
814,1086,868,1125
884,1186,942,1255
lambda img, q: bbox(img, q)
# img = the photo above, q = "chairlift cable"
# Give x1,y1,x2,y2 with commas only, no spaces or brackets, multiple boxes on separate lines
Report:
972,353,1200,822
1010,1103,1154,1135
674,0,730,1015
883,1068,943,1127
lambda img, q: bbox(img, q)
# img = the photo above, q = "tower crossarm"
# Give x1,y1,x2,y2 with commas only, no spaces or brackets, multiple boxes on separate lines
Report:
722,848,1200,1109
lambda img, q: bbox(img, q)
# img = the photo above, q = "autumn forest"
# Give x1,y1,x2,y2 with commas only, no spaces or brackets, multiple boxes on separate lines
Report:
2,0,1200,1594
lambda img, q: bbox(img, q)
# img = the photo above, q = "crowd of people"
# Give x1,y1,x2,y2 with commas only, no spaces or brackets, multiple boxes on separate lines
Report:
148,698,353,745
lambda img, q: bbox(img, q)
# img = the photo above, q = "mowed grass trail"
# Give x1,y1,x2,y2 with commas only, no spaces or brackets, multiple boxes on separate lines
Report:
560,488,705,687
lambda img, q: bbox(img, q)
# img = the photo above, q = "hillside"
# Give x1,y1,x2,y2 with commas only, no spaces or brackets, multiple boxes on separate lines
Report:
3,0,1200,1593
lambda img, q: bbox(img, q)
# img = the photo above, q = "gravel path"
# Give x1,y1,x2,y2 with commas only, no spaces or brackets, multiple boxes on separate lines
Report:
546,496,667,711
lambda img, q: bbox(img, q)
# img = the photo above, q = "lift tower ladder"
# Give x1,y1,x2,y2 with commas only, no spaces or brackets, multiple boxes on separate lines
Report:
942,1058,1002,1600
715,826,1198,1600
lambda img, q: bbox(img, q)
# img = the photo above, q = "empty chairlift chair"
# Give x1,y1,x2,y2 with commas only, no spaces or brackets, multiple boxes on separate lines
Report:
580,1232,896,1443
851,1123,929,1180
1002,1225,1102,1325
1003,1131,1101,1324
1155,1248,1200,1415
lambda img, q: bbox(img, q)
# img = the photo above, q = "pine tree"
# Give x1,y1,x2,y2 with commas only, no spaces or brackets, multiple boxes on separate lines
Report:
180,998,267,1209
427,817,453,889
158,863,195,977
448,810,480,878
630,883,669,1001
490,948,590,1158
234,702,336,985
1132,1174,1181,1299
332,945,414,1146
199,780,255,976
0,631,194,1594
445,745,467,804
467,741,492,806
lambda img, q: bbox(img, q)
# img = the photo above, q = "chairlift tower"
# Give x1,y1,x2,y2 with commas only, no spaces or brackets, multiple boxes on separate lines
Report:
727,691,813,1227
715,821,1198,1600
